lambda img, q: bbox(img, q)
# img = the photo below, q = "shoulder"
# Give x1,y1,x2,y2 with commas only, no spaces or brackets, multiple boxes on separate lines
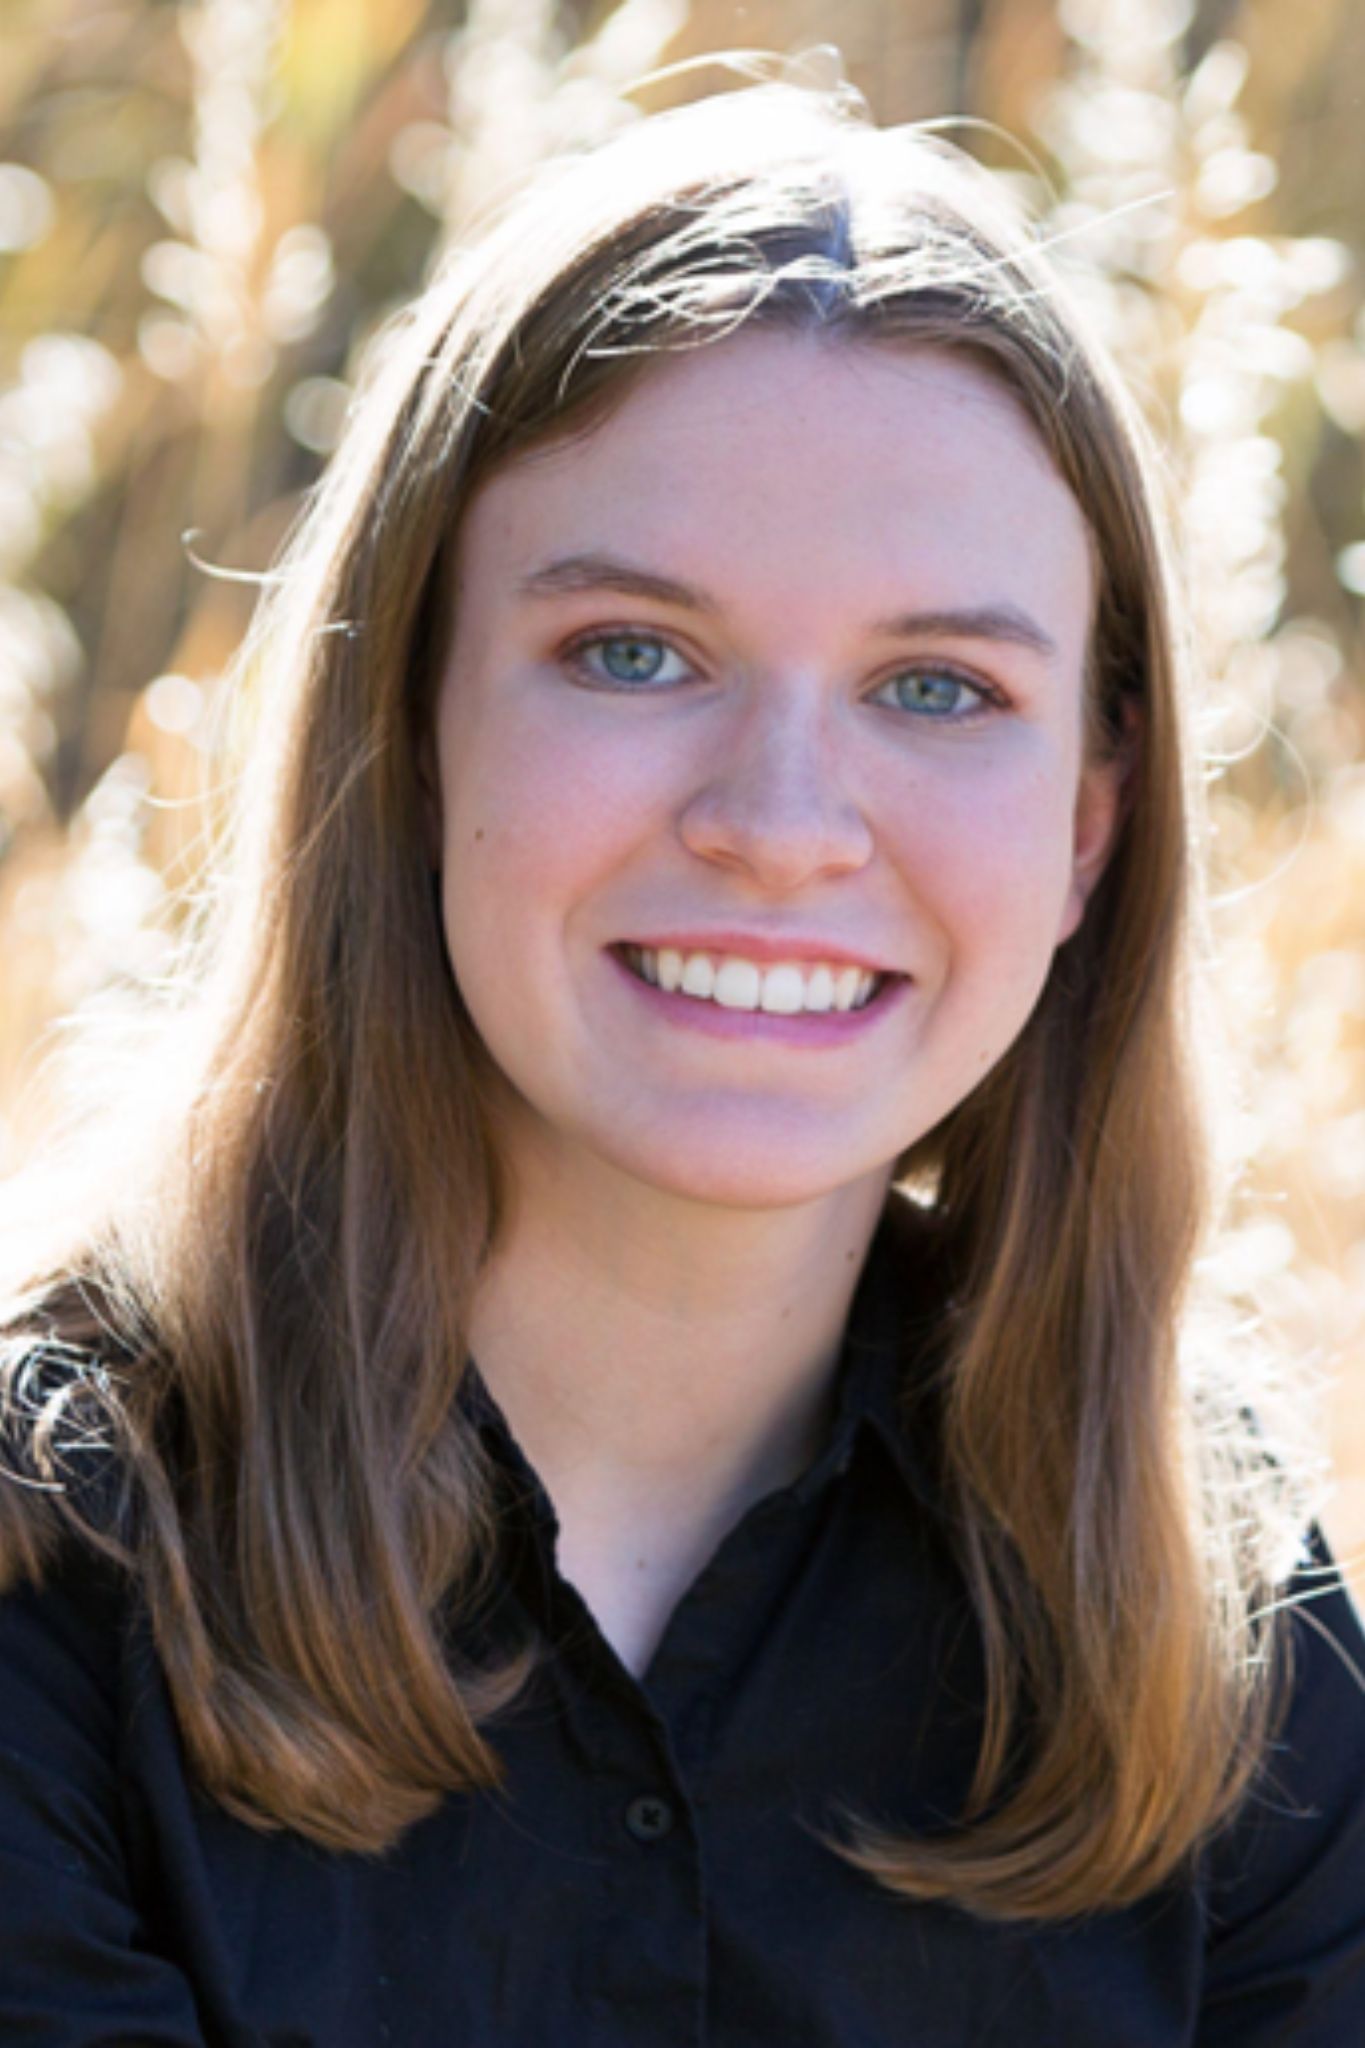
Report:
0,1340,148,1804
0,1517,135,1715
0,1330,140,1588
0,1457,142,1864
1220,1527,1365,1870
1198,1527,1365,2014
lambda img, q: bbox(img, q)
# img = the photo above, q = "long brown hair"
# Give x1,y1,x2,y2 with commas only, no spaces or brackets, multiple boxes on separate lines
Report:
0,85,1307,1916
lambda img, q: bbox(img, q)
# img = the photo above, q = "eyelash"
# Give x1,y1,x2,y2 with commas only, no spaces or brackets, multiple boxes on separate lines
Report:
559,628,1006,722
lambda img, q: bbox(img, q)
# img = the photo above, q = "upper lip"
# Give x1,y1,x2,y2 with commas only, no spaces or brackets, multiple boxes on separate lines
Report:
615,931,901,975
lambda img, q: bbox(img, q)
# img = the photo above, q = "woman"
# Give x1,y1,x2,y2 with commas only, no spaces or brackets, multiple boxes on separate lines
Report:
1,82,1363,2045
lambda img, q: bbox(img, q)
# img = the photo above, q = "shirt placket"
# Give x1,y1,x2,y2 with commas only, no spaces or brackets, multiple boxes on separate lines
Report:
460,1355,863,2047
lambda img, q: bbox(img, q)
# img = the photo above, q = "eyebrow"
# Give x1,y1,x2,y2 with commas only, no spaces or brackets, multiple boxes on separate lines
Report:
517,552,720,615
516,551,1060,662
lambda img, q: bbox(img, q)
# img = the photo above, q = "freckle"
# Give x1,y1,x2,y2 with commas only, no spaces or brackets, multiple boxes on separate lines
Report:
781,1304,791,1320
473,828,485,843
846,1247,856,1262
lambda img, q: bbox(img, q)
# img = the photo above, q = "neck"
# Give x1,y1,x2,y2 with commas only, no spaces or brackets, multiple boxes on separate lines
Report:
467,1138,893,1532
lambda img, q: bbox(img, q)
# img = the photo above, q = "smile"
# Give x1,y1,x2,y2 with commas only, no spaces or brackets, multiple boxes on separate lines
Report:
618,944,888,1014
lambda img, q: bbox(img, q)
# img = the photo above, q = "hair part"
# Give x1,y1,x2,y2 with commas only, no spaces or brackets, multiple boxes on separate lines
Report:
0,85,1306,1916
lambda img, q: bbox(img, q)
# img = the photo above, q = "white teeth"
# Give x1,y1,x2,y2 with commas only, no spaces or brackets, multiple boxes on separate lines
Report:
629,948,884,1015
803,965,834,1012
714,959,761,1009
759,965,806,1014
680,954,716,999
831,967,862,1013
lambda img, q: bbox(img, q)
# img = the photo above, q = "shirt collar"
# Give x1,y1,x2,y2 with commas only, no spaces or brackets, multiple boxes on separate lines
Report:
785,1188,945,1513
458,1188,945,1525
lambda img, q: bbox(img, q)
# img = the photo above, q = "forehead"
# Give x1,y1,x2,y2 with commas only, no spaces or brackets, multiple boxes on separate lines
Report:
459,332,1095,656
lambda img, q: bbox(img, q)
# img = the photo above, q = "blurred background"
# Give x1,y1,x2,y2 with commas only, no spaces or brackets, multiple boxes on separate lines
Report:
1,0,1363,1588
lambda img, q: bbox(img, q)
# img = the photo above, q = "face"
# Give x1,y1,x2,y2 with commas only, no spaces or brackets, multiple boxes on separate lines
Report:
430,332,1118,1213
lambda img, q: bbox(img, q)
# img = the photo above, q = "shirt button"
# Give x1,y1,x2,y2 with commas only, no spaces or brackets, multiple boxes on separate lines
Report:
624,1793,676,1841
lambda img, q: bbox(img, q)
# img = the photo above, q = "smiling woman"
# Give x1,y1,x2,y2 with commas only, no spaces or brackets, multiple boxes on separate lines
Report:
1,81,1364,2048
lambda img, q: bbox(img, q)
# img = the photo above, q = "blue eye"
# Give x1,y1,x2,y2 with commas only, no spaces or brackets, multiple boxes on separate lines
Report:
874,667,988,719
569,633,690,689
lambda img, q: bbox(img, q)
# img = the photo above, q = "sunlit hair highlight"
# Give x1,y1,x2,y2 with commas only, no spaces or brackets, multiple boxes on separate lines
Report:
0,85,1307,1914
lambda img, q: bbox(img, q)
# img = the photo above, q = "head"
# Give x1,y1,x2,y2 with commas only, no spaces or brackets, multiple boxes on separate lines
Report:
231,83,1188,1253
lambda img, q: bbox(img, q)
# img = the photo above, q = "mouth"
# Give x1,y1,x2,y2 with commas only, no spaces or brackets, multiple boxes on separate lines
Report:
612,943,897,1016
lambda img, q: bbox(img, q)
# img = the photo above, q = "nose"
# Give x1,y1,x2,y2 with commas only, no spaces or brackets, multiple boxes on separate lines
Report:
677,684,874,891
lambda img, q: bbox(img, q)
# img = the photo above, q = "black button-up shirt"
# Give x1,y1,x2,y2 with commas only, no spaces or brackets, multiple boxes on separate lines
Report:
3,1198,1365,2044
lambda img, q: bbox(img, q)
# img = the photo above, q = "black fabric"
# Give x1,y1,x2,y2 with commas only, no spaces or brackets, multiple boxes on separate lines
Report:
2,1198,1365,2046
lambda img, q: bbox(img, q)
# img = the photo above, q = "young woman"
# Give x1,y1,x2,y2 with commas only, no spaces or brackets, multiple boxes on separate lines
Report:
2,83,1363,2046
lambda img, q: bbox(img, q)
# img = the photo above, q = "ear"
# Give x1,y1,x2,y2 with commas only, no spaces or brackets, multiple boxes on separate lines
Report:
1056,738,1130,945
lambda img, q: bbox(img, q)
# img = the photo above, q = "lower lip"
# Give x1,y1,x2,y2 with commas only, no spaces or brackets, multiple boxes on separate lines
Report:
606,950,910,1047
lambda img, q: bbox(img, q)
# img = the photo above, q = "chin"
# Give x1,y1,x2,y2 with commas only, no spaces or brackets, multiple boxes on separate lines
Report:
594,1129,896,1216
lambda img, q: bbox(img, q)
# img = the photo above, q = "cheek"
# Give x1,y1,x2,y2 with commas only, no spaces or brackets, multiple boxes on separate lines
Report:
885,765,1079,1041
891,754,1077,912
949,816,1074,934
435,697,665,961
